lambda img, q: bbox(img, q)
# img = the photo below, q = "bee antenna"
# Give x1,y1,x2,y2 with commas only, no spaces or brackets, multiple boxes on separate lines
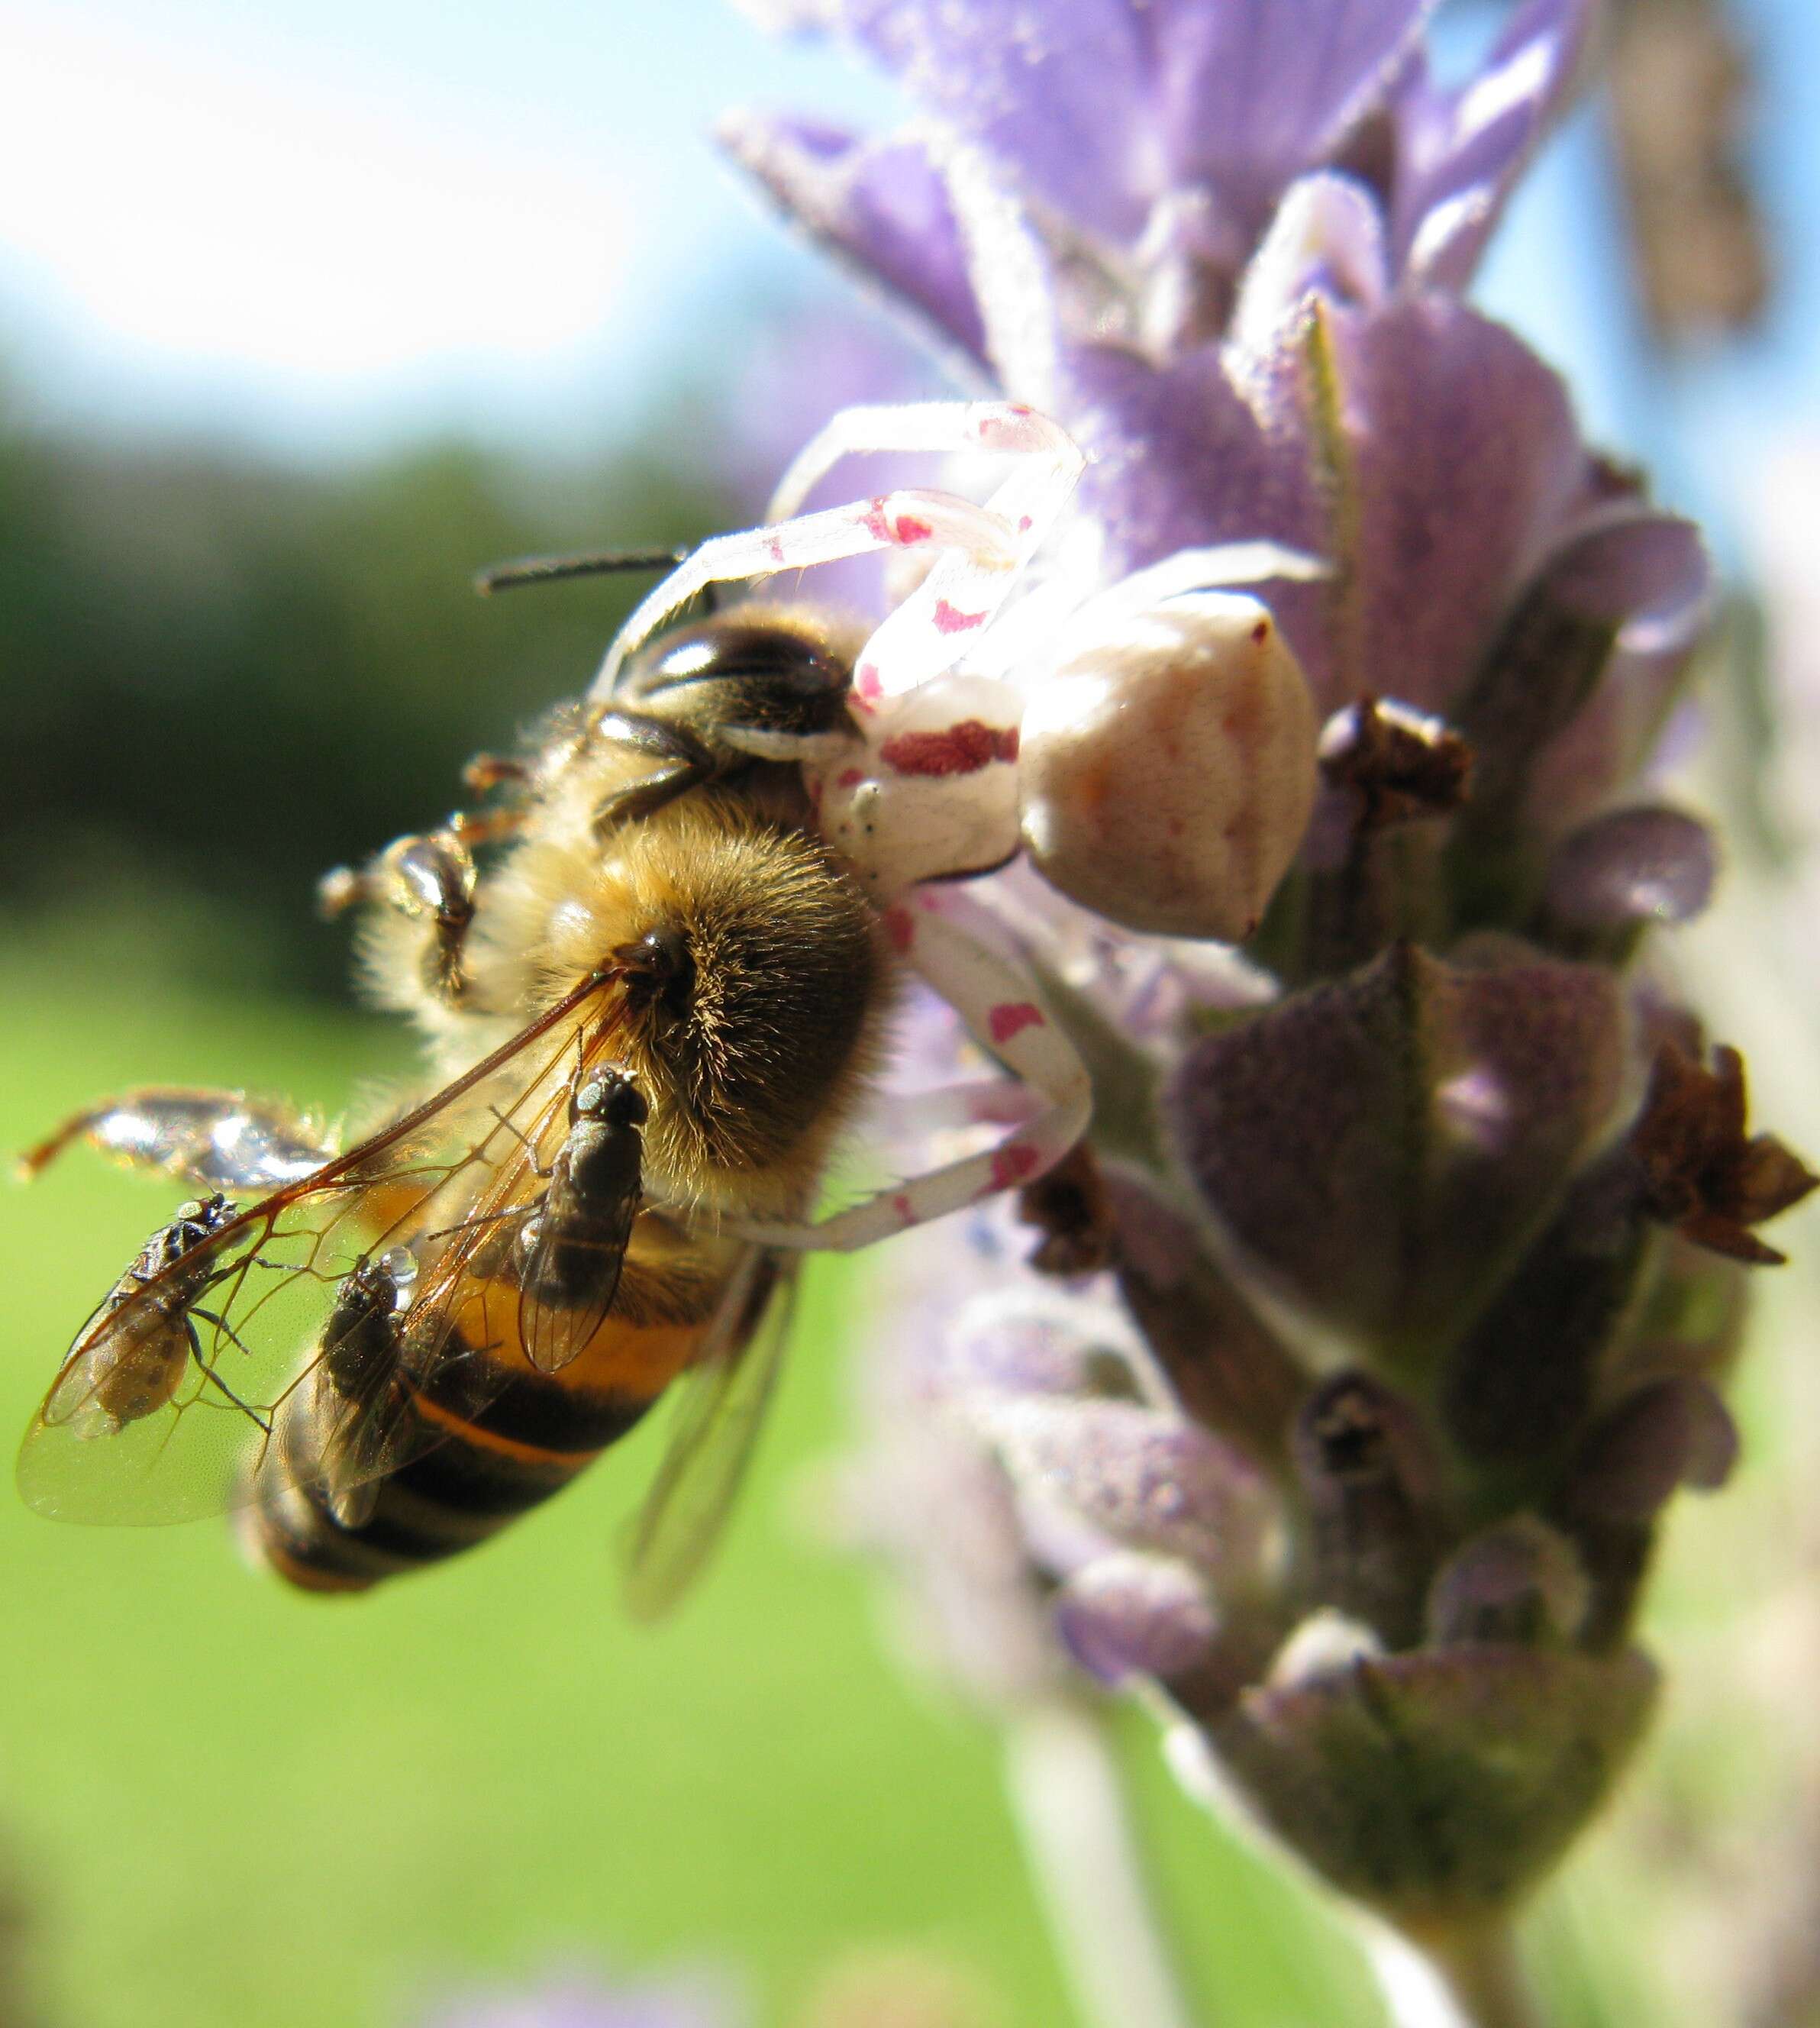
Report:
473,545,694,596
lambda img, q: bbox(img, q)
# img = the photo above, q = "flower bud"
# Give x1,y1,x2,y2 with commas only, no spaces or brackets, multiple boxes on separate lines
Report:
1054,1550,1219,1685
1208,1643,1659,1926
979,1394,1276,1578
1018,595,1318,940
1427,1517,1590,1648
1292,1371,1445,1649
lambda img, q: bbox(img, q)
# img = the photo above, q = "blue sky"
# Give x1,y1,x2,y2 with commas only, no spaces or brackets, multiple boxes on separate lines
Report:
0,0,1813,529
0,0,905,456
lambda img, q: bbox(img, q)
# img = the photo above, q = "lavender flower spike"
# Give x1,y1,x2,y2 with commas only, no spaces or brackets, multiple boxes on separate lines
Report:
729,0,1816,2019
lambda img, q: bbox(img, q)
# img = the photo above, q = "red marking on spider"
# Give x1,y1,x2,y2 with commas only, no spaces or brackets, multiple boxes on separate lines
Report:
931,599,986,635
975,404,1037,448
879,720,1019,778
987,1143,1043,1192
881,905,916,955
834,767,866,790
862,498,892,541
766,534,786,565
987,1001,1044,1045
892,514,933,544
1250,617,1270,644
1017,515,1032,533
855,663,883,701
892,1193,916,1226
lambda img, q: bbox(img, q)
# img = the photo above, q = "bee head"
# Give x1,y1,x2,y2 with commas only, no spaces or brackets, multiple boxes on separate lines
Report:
605,810,887,1194
615,607,860,754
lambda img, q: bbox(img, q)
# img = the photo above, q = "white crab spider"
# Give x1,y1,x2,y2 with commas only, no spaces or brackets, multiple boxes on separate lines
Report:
592,399,1320,1254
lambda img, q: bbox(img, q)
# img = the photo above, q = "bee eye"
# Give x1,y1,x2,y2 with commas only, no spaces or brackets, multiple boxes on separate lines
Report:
614,926,694,1016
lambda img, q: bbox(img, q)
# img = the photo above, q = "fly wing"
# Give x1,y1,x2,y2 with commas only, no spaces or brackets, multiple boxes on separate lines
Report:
517,1194,641,1376
621,1248,795,1620
18,972,624,1525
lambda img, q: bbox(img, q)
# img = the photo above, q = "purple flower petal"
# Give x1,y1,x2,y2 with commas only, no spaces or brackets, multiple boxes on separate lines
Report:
1392,0,1597,290
1543,805,1718,935
1150,0,1441,248
1333,295,1586,713
938,1288,1145,1402
1056,338,1327,604
1520,512,1715,824
1054,298,1597,719
720,114,989,364
1229,170,1390,354
1560,1376,1741,1522
1055,1550,1218,1684
786,0,1438,257
1168,943,1628,1356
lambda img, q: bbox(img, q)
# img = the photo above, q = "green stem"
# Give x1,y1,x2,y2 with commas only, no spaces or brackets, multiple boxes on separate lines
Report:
1366,1923,1548,2028
1002,1700,1207,2028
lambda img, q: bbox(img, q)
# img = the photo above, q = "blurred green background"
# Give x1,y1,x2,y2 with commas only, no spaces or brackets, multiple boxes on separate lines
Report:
0,933,1380,2028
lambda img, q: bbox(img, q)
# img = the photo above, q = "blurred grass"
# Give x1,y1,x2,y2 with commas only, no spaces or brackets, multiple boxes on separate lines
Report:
0,924,1381,2028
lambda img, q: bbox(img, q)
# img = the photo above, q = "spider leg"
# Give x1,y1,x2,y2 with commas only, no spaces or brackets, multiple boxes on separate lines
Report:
768,402,1085,704
767,399,1082,522
591,491,1021,699
734,887,1091,1252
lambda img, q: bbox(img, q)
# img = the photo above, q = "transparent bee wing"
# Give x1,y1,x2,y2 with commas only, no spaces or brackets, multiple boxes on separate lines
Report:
621,1249,795,1619
18,1088,332,1193
18,973,625,1526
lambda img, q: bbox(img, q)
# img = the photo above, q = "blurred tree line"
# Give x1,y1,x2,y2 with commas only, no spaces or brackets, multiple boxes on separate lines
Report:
0,386,733,996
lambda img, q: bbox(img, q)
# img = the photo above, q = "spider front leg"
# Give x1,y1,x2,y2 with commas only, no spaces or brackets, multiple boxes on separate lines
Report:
590,489,1023,699
737,887,1092,1253
769,402,1086,704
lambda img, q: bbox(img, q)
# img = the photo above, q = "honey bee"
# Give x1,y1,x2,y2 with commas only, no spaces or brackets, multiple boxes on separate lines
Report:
21,402,1105,1606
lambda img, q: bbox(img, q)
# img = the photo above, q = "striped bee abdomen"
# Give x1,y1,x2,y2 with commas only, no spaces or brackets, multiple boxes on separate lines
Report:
244,1309,713,1594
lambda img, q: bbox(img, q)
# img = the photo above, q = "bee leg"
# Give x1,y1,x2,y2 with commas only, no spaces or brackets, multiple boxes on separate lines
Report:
591,488,1026,701
734,885,1092,1252
319,828,479,1005
17,1088,328,1192
585,711,718,832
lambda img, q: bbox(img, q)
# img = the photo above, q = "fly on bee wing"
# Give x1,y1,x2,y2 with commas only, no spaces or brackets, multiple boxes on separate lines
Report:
279,1247,424,1530
40,1194,250,1442
510,1068,647,1376
18,970,627,1524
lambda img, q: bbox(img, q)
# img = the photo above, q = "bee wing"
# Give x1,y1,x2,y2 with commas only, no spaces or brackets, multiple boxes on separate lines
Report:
518,1192,641,1377
18,1088,332,1193
621,1248,795,1620
18,972,624,1525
